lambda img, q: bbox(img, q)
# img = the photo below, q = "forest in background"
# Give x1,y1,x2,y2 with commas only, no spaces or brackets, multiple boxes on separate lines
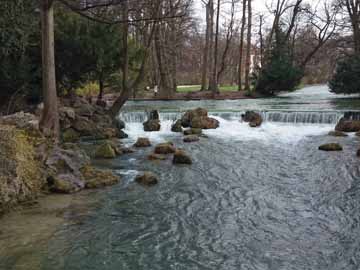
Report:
0,0,359,134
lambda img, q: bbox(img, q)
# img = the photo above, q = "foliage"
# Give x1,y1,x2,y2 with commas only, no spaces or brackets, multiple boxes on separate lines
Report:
255,28,303,95
329,55,360,94
0,0,41,107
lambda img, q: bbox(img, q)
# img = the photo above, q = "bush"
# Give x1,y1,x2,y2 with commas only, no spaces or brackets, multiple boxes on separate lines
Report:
255,50,303,95
329,55,360,94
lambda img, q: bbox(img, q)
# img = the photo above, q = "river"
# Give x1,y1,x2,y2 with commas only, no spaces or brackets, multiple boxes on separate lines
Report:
1,85,360,270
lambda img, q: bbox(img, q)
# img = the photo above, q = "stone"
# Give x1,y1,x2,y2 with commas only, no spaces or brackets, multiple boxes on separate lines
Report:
318,143,343,151
0,125,45,213
181,108,208,127
173,149,192,165
148,110,160,120
335,118,360,132
95,142,117,159
143,119,161,132
148,153,167,161
184,128,202,135
114,118,125,130
356,132,360,137
62,128,80,143
357,149,360,157
242,111,263,127
48,174,84,194
154,142,176,154
72,116,98,136
328,131,348,137
191,116,219,129
134,137,151,147
171,120,183,132
116,129,129,139
183,135,200,143
59,107,76,120
135,172,158,186
80,165,120,189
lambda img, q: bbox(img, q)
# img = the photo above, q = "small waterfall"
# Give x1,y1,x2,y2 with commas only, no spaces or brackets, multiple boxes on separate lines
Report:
259,111,344,124
119,110,349,125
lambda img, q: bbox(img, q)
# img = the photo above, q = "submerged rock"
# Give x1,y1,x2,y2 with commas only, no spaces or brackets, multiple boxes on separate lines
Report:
80,165,120,189
171,120,183,132
148,153,167,161
95,142,117,159
318,143,343,151
135,172,158,186
134,137,151,147
48,174,84,194
173,149,192,165
335,118,360,132
183,135,200,143
328,131,348,137
242,111,263,127
154,142,176,154
184,128,202,135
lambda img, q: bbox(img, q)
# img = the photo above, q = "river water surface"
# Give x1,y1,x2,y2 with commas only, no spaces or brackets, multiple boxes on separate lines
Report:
1,85,360,270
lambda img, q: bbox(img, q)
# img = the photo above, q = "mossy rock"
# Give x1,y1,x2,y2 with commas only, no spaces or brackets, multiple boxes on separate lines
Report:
62,128,80,143
319,143,343,151
134,137,151,147
80,165,120,189
148,153,167,161
95,143,116,159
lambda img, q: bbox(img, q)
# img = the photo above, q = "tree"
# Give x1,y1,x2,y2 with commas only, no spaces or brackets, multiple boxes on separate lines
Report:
329,55,360,94
40,0,59,138
244,0,252,91
200,0,212,91
238,0,247,91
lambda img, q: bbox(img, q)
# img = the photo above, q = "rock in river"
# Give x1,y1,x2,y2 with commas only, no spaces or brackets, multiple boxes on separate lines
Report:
183,135,200,143
242,111,263,127
154,142,176,154
173,149,192,165
134,137,152,148
328,131,348,137
318,143,343,151
335,118,360,132
135,172,158,186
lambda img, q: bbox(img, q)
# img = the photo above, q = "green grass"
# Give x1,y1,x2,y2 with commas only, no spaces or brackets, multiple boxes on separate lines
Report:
177,85,240,93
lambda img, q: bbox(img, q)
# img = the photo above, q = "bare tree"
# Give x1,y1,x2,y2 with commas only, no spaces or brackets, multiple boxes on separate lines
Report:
201,0,212,91
244,0,252,91
238,0,247,91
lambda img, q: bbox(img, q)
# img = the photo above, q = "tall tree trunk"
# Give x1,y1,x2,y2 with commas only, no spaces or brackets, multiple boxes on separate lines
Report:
238,0,247,91
244,0,252,92
122,0,129,96
201,1,211,91
207,0,214,91
259,14,264,67
97,73,104,101
208,0,220,93
40,0,59,139
169,0,177,94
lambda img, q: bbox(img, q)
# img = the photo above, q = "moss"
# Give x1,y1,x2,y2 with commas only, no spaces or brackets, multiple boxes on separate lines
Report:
94,142,116,159
62,128,80,143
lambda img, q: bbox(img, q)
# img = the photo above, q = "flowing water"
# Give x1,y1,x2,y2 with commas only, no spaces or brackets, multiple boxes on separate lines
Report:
2,85,360,270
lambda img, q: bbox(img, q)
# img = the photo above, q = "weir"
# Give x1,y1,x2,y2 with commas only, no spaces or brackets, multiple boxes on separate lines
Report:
118,110,355,125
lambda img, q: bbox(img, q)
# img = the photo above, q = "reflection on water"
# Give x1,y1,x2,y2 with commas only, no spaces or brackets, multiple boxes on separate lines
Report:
1,85,360,270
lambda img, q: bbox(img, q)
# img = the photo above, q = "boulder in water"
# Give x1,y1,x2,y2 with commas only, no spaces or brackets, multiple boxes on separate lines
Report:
148,110,160,120
335,118,360,132
135,172,158,186
328,131,348,137
356,132,360,137
181,108,208,128
357,149,360,157
134,137,151,147
95,142,117,159
171,120,183,132
242,111,263,127
173,149,192,165
143,119,161,132
318,143,343,151
183,135,200,143
80,165,120,189
154,142,176,154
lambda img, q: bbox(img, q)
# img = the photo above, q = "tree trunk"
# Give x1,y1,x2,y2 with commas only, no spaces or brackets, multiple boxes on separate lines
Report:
207,0,214,91
208,0,220,93
244,0,252,92
97,74,104,101
238,0,247,91
169,0,178,94
201,1,211,91
122,0,129,96
40,0,59,139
